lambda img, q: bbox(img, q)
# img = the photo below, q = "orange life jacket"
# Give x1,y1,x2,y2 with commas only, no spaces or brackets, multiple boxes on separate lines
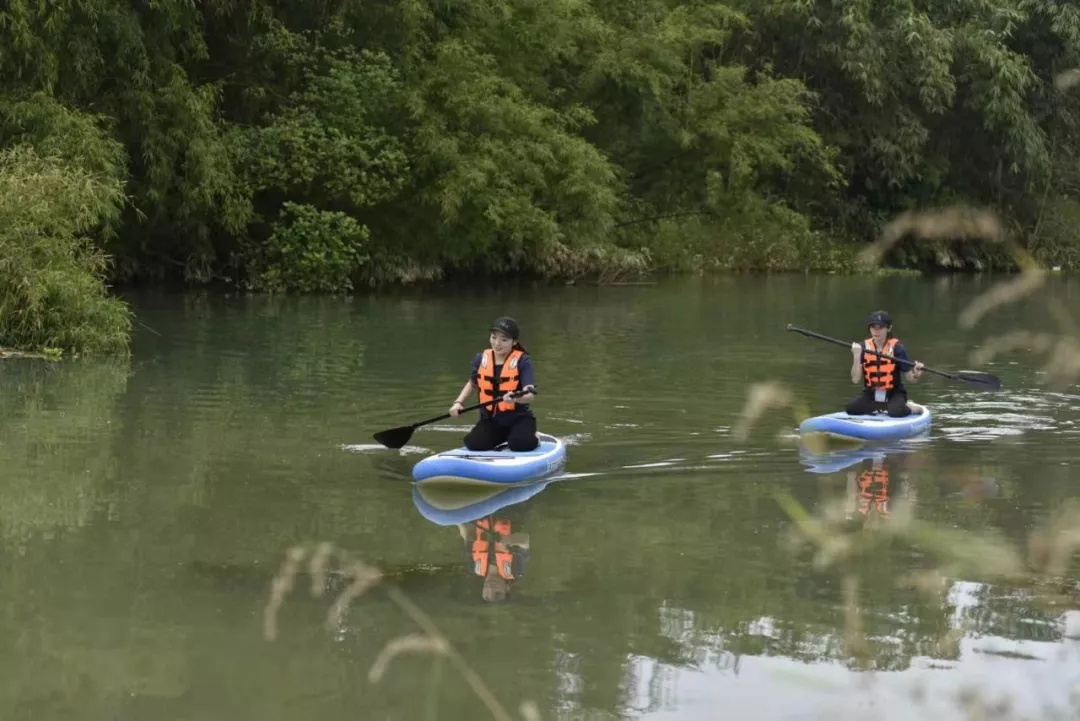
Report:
862,337,900,390
477,348,523,414
472,518,515,579
857,463,890,517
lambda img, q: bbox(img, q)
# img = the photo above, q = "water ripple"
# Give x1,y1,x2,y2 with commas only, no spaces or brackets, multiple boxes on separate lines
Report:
341,443,430,456
930,386,1080,444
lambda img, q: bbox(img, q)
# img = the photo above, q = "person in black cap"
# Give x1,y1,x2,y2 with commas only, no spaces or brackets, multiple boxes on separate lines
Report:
847,310,924,417
448,317,539,451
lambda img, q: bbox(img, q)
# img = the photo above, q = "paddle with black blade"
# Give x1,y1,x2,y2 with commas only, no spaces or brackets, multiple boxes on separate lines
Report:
785,325,1001,391
373,387,538,449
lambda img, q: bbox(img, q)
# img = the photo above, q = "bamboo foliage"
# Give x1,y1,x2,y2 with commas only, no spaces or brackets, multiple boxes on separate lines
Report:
1,0,1080,348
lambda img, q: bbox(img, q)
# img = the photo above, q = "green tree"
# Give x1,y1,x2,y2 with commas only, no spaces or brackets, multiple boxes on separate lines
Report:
0,92,131,353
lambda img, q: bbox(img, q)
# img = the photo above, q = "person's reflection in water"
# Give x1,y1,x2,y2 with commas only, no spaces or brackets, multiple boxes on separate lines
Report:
412,476,552,602
458,515,531,603
845,455,915,528
849,457,890,522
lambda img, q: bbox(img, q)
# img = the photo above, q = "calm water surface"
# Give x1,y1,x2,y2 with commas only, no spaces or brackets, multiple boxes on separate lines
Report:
3,275,1080,721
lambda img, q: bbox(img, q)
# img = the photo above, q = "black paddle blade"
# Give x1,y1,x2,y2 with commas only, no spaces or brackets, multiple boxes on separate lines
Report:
955,371,1002,391
373,424,416,449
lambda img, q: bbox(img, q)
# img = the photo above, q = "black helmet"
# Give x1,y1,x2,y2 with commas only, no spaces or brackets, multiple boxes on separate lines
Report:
867,310,892,327
490,316,520,339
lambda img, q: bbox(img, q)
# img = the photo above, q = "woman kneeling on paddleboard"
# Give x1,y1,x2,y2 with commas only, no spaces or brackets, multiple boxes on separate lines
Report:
847,310,925,417
449,317,539,451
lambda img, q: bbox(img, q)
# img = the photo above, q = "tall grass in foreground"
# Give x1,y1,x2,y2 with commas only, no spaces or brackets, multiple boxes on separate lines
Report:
262,542,541,721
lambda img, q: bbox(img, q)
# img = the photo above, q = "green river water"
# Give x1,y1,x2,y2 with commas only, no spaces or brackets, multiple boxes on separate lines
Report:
3,275,1079,721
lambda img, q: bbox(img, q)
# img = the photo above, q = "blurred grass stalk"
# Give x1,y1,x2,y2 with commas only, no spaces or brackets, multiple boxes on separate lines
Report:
263,542,537,721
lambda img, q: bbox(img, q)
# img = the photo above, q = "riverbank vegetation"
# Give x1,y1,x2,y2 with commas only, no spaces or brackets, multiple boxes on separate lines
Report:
1,0,1079,350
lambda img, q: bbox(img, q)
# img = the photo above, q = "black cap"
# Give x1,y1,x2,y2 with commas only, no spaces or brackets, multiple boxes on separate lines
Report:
490,316,520,339
867,310,892,327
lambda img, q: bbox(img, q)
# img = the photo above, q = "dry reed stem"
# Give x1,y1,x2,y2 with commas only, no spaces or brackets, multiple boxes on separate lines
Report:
779,489,920,567
902,569,951,604
970,329,1080,390
955,236,1080,388
263,544,308,641
733,382,794,441
326,560,383,630
309,541,335,598
263,543,525,721
933,625,965,659
384,585,518,721
862,204,1080,389
859,206,1005,268
1041,336,1080,390
775,492,837,551
520,701,543,721
842,576,871,668
776,492,861,569
958,264,1046,329
969,331,1058,364
782,487,1080,671
1055,68,1080,91
1028,502,1080,577
902,521,1027,580
368,633,449,683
